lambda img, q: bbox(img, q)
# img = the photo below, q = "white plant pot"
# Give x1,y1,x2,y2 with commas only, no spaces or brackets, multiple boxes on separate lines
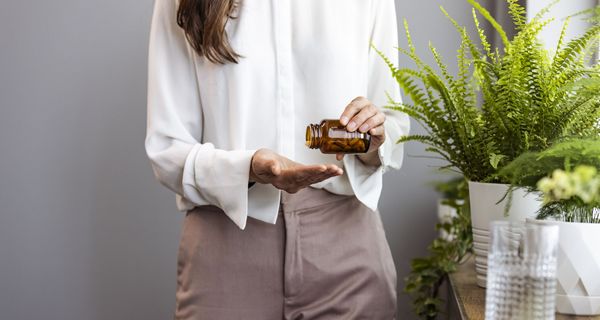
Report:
437,199,459,241
468,181,542,287
536,220,600,316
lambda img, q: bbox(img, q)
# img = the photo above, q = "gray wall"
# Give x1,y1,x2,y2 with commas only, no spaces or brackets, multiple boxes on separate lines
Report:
0,0,494,319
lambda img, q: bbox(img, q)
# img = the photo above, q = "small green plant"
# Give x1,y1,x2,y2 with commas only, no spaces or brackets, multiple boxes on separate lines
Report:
499,137,600,187
404,178,472,319
433,176,464,200
537,165,600,223
375,0,600,183
499,137,600,222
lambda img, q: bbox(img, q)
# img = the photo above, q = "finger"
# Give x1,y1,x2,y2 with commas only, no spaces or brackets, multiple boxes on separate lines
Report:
300,171,341,187
347,104,378,132
312,167,342,182
287,165,328,182
256,159,279,177
290,164,341,185
324,164,343,175
282,165,343,191
359,112,386,133
340,97,369,127
369,125,385,137
285,187,300,194
289,173,326,189
336,153,344,161
299,163,339,173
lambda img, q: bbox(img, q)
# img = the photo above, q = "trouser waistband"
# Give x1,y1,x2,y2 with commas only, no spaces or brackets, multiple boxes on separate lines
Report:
279,187,354,213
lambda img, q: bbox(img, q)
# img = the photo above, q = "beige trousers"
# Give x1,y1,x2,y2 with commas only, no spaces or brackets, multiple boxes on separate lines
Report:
175,187,397,320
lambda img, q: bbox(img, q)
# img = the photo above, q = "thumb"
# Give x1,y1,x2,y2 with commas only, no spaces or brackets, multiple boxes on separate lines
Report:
269,161,281,176
336,153,345,161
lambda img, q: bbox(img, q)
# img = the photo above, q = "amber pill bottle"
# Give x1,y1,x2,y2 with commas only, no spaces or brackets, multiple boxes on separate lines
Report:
305,119,371,154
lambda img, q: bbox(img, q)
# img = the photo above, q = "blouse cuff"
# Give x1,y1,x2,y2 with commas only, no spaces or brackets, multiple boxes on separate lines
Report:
377,127,395,173
181,144,281,229
181,144,255,229
342,154,384,212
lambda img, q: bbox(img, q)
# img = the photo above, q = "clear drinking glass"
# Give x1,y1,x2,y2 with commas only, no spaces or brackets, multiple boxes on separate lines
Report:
485,221,559,320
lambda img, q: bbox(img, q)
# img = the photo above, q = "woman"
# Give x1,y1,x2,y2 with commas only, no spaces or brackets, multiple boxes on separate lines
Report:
145,0,409,318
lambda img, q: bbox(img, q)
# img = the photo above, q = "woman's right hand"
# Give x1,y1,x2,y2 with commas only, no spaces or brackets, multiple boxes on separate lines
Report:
250,149,343,194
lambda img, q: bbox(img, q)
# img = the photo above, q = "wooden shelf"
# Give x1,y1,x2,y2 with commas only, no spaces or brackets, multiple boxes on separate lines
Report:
447,255,600,320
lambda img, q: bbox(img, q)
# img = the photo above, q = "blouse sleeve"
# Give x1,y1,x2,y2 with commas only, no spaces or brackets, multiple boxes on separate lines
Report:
342,0,410,211
145,0,256,229
368,0,410,171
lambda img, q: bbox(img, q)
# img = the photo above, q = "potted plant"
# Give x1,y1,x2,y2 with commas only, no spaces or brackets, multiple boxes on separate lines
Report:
377,0,600,286
405,177,472,319
435,177,465,241
500,138,600,315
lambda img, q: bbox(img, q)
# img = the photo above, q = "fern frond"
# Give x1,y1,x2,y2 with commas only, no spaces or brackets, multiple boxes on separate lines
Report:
430,43,454,85
507,0,527,31
531,0,560,23
403,19,417,56
472,8,492,60
398,134,442,147
555,17,571,55
441,6,481,60
385,104,432,133
552,24,600,78
467,0,509,49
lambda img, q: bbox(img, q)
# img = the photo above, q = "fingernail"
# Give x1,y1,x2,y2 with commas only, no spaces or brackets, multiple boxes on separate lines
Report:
347,121,356,131
359,124,369,132
340,116,349,125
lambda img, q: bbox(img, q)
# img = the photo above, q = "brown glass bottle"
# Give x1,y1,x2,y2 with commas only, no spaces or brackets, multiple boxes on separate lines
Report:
306,119,371,154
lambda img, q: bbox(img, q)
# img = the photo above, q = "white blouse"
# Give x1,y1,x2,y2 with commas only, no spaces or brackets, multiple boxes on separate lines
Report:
146,0,409,229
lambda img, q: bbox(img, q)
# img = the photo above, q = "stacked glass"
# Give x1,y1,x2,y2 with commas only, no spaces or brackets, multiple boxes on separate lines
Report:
485,221,559,319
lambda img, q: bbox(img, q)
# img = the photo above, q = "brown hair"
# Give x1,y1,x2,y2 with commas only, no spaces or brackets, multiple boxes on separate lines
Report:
176,0,240,64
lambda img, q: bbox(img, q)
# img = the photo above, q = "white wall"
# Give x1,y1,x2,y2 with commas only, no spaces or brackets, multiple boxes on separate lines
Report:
527,0,597,49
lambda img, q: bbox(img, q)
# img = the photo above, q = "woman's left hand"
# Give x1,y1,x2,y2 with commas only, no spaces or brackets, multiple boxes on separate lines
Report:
338,96,385,166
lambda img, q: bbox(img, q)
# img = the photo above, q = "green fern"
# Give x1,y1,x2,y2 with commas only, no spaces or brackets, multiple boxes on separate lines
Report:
378,0,600,183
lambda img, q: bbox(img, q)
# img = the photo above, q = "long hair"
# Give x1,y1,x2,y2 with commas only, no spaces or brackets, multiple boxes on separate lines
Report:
177,0,241,64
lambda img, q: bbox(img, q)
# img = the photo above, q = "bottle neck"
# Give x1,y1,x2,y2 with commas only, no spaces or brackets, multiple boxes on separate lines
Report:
305,124,322,149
